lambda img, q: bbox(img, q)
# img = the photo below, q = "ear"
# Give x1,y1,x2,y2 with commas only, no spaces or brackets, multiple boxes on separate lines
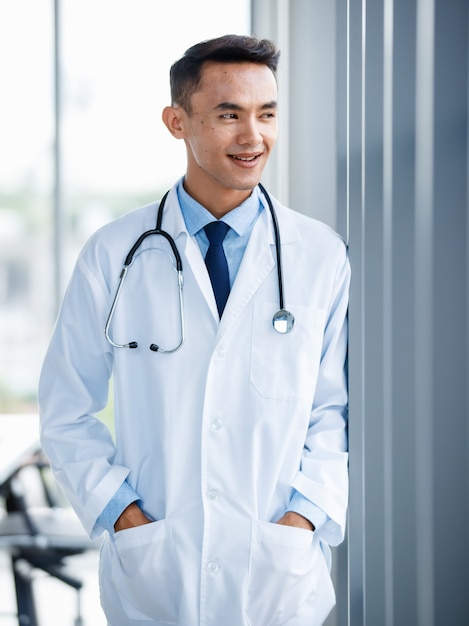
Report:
162,106,186,139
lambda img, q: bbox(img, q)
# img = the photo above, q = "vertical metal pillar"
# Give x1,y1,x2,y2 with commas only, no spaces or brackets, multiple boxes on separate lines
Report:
53,0,63,315
251,0,339,232
347,0,469,623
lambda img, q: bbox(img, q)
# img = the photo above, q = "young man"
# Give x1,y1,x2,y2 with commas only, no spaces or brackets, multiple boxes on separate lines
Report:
39,35,350,626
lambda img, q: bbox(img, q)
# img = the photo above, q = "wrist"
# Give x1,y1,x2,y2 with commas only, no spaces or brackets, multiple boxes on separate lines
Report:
114,502,151,532
287,511,315,531
277,511,314,532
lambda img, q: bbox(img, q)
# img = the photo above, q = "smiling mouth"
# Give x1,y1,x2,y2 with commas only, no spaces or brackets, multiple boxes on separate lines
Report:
230,154,261,162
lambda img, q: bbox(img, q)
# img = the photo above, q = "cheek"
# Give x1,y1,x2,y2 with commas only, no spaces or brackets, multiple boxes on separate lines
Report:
197,130,225,156
195,114,217,134
187,136,217,163
185,119,230,159
266,125,278,145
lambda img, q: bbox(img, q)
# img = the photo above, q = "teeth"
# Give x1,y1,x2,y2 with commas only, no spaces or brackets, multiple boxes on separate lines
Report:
232,155,257,161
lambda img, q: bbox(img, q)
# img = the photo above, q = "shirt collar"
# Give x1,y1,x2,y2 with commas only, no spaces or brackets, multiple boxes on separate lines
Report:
176,177,264,237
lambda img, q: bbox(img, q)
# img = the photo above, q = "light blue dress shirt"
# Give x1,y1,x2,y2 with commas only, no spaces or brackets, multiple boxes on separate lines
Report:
97,180,328,533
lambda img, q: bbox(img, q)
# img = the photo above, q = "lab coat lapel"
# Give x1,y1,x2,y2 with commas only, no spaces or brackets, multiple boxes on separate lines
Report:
163,186,220,321
218,201,299,339
185,235,220,321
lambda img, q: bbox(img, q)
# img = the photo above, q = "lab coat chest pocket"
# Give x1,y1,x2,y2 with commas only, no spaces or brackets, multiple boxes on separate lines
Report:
250,302,325,402
245,521,332,626
110,519,181,623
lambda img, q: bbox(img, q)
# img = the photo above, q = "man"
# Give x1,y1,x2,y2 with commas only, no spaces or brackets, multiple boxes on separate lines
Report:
39,34,350,626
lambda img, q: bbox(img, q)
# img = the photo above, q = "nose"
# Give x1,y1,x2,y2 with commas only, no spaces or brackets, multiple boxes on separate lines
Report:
237,116,263,146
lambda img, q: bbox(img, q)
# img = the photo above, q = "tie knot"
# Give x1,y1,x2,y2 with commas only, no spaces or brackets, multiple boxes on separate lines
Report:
204,221,230,246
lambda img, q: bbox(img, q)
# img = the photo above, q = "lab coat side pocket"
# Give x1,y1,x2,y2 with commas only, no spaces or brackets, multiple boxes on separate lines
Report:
245,520,329,626
111,519,181,623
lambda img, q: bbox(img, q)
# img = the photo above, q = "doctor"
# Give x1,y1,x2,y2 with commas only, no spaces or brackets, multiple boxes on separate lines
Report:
39,34,350,626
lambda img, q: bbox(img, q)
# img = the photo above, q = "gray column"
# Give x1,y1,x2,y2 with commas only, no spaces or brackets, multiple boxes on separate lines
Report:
346,0,469,624
252,0,340,233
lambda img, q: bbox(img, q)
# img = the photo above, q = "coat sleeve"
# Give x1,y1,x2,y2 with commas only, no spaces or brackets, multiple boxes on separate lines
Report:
291,240,350,546
38,245,130,539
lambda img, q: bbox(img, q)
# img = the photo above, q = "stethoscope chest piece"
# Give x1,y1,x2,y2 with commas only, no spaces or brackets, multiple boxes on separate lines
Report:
272,309,295,334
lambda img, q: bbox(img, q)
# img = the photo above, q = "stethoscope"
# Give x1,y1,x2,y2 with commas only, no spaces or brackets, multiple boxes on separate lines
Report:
104,183,295,353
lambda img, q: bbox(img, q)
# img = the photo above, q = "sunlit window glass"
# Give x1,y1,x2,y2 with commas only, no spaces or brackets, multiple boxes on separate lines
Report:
0,0,54,411
0,0,250,414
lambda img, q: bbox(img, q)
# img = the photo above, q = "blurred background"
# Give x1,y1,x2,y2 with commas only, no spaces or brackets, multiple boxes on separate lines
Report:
1,1,468,625
0,0,250,416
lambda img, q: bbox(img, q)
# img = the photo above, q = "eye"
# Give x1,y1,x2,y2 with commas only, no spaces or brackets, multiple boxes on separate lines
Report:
261,112,276,119
221,113,238,120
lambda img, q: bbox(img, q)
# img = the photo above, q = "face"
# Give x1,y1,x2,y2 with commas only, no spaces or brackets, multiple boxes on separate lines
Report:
163,61,278,216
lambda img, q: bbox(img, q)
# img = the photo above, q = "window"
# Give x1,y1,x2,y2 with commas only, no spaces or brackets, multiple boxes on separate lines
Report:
0,0,250,413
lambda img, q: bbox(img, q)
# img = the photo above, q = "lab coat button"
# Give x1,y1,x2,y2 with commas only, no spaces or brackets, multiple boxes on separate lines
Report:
207,489,219,500
207,561,219,572
211,418,223,430
216,346,226,358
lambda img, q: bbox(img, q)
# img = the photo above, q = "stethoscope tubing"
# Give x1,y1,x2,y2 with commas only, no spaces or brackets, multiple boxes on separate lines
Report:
258,183,285,312
104,184,293,351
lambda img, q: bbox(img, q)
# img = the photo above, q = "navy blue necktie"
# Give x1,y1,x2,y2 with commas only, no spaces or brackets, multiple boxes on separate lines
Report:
204,221,230,317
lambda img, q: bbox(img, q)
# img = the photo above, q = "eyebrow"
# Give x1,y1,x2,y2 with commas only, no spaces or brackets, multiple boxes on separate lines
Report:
214,101,278,111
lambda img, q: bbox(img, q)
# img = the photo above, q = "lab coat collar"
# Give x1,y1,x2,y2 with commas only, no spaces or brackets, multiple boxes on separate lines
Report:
161,179,300,242
157,182,189,240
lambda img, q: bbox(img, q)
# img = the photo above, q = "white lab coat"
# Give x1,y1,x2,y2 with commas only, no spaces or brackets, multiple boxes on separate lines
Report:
39,183,350,626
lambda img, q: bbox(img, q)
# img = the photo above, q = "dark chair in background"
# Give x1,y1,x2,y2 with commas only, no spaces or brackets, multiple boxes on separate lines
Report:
0,417,98,626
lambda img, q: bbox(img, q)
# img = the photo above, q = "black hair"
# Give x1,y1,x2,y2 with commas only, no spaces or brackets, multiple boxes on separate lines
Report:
169,34,280,113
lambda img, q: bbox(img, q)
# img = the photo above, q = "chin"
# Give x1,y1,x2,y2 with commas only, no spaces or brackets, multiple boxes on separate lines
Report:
231,175,263,191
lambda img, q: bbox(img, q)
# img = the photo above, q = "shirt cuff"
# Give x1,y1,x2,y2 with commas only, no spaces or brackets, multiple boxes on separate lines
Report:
287,489,329,532
96,481,141,533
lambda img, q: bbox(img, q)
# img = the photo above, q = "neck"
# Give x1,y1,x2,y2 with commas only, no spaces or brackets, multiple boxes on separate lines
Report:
182,177,254,219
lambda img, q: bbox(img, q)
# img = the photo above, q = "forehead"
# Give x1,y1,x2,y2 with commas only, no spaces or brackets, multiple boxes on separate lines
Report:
193,61,278,107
